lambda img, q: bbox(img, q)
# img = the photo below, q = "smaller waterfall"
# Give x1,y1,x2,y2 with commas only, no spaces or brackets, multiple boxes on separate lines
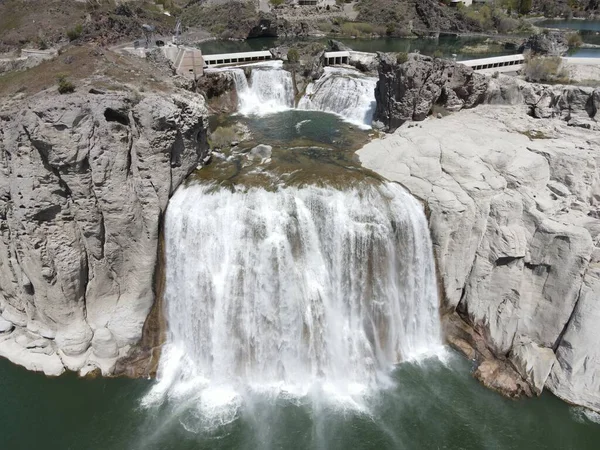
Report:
223,62,294,116
298,67,377,128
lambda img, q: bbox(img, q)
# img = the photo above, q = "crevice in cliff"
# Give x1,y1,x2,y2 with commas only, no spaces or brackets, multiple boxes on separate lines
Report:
22,126,72,200
552,267,587,353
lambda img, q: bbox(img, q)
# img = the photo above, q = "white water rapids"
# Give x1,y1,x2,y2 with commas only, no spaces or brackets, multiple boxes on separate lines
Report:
144,181,443,430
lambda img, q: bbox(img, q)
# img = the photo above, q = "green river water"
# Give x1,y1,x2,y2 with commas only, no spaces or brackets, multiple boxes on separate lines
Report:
1,353,599,450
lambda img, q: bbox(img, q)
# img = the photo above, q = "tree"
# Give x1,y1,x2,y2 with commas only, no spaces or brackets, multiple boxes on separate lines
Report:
518,0,532,15
287,48,300,64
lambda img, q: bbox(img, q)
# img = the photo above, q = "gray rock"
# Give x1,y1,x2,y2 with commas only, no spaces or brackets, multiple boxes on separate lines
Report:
357,105,600,410
374,53,488,131
0,90,209,375
248,144,273,161
510,336,557,395
519,31,569,57
91,327,119,359
0,317,13,333
547,266,600,412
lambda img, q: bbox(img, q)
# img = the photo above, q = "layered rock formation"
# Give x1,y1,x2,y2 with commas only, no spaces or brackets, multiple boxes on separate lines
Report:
358,105,600,412
519,31,569,57
0,90,208,376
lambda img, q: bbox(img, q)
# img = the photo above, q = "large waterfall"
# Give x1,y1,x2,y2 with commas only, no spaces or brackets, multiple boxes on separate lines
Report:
298,67,377,128
144,181,443,428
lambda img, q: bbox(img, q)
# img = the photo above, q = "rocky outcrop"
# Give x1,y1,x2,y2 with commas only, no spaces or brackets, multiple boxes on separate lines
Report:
374,53,488,131
357,105,600,412
196,71,238,114
0,90,208,376
486,75,600,129
375,54,600,131
519,31,569,57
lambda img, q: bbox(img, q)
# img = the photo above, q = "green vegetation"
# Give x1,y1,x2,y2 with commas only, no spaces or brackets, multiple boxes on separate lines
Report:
523,56,569,83
396,52,408,65
567,32,583,48
269,0,285,6
287,48,300,64
56,74,75,94
182,1,258,39
66,24,83,41
432,50,443,59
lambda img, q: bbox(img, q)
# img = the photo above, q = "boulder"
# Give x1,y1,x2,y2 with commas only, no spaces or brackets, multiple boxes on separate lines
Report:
519,31,569,56
248,144,273,161
374,53,488,131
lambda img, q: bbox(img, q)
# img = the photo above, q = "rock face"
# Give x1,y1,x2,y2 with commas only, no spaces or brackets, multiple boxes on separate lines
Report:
357,105,600,412
519,31,569,57
486,75,600,129
374,53,488,131
0,90,208,375
375,54,600,132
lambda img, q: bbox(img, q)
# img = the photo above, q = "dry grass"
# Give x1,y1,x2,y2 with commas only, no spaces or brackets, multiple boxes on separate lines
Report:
0,44,173,99
523,56,569,83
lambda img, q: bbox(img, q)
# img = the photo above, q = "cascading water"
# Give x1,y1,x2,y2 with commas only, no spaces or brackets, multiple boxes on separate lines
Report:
222,62,294,115
298,67,377,128
208,63,377,128
144,181,443,430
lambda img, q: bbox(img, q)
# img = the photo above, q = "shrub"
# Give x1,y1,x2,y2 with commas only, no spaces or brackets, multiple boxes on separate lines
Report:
57,75,75,94
66,24,83,42
432,50,443,59
287,48,300,64
567,32,583,48
523,56,568,83
386,22,396,36
340,21,374,37
270,0,284,6
396,52,408,65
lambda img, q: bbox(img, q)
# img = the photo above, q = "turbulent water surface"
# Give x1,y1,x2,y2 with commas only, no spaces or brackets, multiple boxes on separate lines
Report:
298,67,377,128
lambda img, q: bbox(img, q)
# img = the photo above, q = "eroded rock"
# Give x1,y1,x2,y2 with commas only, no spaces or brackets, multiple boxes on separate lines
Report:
358,106,600,410
0,90,209,375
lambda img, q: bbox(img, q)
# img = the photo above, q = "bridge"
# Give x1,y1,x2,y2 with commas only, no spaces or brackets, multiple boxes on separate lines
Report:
203,51,274,67
460,54,525,75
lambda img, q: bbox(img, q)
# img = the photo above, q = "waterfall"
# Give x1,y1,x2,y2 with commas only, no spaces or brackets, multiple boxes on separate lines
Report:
144,181,443,427
223,62,294,116
298,67,377,128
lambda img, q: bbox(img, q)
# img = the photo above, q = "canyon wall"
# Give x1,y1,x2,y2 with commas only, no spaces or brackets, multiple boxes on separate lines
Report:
0,91,208,375
359,59,600,411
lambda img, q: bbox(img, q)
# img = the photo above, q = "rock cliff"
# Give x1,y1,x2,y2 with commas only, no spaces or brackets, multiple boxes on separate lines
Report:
0,90,208,376
357,105,600,412
375,53,600,132
374,53,489,131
